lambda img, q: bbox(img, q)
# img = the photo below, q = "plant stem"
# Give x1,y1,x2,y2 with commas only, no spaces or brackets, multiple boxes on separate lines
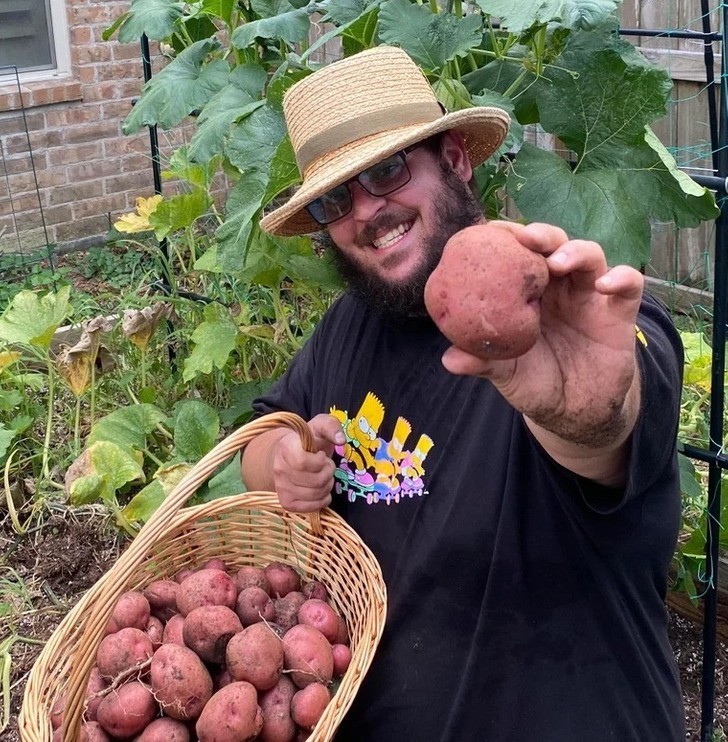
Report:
41,355,55,482
453,0,462,17
428,0,438,14
503,68,530,99
141,347,147,390
89,357,96,431
74,397,81,457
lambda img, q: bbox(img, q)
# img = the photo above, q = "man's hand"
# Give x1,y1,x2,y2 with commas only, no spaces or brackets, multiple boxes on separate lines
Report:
270,414,345,512
440,222,643,482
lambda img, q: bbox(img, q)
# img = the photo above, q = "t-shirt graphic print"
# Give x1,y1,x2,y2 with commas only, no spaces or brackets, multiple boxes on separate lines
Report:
330,391,434,505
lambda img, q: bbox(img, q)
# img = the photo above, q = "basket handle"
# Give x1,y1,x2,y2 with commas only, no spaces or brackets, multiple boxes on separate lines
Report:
62,412,320,737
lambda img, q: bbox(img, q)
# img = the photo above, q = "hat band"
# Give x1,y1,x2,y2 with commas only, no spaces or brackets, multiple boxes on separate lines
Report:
296,100,444,174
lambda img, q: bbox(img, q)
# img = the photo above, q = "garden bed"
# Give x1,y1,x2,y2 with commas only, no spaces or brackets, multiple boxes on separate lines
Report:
1,506,726,741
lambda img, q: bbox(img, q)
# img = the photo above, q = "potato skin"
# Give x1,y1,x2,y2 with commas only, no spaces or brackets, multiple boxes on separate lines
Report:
163,613,186,646
137,716,191,741
259,676,297,742
143,580,180,622
177,569,237,615
283,624,334,688
226,622,284,691
150,643,213,720
297,599,339,643
96,681,157,738
95,627,153,680
183,605,242,663
274,591,306,632
291,682,331,730
195,681,263,742
105,591,150,634
265,562,301,598
332,643,352,677
236,586,276,626
424,224,549,360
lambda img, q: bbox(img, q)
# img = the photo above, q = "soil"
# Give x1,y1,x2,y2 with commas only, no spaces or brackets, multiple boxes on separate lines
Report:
1,507,727,741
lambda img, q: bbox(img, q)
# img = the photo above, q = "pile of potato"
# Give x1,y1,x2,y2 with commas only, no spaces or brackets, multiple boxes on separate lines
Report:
50,560,352,741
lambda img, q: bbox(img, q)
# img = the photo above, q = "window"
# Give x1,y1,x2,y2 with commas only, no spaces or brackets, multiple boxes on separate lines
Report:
0,0,71,81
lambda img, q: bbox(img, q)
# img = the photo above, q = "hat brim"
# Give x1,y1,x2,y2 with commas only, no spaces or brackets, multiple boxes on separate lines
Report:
259,106,510,237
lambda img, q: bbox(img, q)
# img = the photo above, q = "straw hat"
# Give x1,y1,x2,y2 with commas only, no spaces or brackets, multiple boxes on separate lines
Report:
259,46,511,236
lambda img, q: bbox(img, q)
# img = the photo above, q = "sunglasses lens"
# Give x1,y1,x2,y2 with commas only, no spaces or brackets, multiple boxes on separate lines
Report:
307,183,352,224
359,153,410,196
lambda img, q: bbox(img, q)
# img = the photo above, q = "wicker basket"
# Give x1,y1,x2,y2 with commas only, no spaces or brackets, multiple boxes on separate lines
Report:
19,412,387,741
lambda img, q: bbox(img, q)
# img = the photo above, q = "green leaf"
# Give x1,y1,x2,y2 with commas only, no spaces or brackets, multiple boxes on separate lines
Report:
678,453,704,501
219,380,273,426
173,400,220,460
472,89,523,154
182,302,239,382
226,103,287,173
0,286,72,349
507,35,719,266
342,7,379,55
378,0,482,71
88,403,167,456
188,65,267,163
0,425,15,460
264,135,300,202
121,462,193,523
103,13,131,41
163,147,218,188
122,39,229,133
266,67,311,111
117,0,185,42
323,0,374,25
197,455,246,501
231,6,311,48
473,0,620,33
201,0,236,24
69,441,146,506
215,170,270,269
149,188,212,239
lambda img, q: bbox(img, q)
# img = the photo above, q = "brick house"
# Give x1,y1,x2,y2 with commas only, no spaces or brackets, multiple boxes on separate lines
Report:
0,0,184,255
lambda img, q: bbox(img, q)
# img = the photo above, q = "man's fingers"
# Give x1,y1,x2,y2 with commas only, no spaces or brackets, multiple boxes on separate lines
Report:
309,413,345,455
441,345,513,381
595,265,644,299
546,240,609,289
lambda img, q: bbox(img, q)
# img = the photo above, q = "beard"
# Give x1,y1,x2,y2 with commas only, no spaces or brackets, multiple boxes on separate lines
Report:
315,166,484,319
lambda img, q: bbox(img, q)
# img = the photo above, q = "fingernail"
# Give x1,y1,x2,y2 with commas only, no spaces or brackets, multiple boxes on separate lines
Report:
550,251,568,265
334,432,345,445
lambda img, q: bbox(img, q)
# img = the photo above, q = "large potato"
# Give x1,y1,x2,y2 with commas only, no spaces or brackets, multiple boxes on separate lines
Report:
264,562,301,598
291,682,331,730
143,580,180,622
195,681,263,742
226,622,284,691
234,565,271,594
177,569,237,615
105,591,150,634
282,624,333,688
96,681,157,738
236,586,276,626
137,716,191,741
424,224,549,360
150,643,213,720
297,599,339,643
95,627,153,680
183,605,242,663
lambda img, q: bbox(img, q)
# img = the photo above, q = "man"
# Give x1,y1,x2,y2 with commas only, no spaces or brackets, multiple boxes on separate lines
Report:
243,46,685,740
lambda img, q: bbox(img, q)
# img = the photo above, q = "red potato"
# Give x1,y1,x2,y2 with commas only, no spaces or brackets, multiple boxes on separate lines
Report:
143,580,180,622
163,613,186,646
84,666,108,721
96,681,157,738
175,568,195,584
283,624,334,688
275,591,306,632
183,605,243,663
95,627,153,680
52,721,111,742
265,562,301,598
424,223,549,360
213,666,234,691
332,643,352,677
50,693,65,730
301,580,328,602
234,565,271,595
297,599,339,643
203,558,228,571
150,643,213,720
136,716,191,741
105,591,150,634
145,615,164,650
291,682,331,730
236,586,276,626
176,569,237,616
333,614,349,646
226,622,284,691
195,681,263,742
259,676,297,742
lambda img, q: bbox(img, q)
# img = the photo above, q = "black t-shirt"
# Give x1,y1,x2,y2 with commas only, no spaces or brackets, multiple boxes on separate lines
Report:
252,291,686,742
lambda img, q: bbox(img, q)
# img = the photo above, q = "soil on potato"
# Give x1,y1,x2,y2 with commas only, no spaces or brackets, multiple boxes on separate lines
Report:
1,508,726,741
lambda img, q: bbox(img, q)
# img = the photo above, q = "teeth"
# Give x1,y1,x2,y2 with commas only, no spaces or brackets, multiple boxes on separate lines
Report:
372,222,410,249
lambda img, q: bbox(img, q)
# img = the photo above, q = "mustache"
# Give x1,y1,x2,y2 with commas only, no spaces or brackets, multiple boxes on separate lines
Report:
355,209,418,248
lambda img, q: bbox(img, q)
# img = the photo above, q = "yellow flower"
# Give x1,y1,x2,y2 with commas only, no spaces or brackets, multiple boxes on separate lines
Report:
114,195,163,234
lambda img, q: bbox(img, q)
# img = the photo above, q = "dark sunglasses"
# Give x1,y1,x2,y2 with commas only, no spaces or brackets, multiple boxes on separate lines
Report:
306,145,421,226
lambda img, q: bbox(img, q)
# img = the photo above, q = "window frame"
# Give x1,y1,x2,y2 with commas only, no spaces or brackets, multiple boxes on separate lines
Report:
0,0,72,84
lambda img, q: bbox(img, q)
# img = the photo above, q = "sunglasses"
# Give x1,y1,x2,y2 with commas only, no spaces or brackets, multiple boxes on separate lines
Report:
306,145,421,226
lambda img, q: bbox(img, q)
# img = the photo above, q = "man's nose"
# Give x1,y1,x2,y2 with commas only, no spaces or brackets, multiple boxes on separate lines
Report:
348,181,387,221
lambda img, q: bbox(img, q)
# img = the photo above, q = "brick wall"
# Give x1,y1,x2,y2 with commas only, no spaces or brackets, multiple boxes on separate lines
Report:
0,0,189,255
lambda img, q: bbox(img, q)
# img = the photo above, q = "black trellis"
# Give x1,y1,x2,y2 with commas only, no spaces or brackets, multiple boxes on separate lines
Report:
137,10,728,739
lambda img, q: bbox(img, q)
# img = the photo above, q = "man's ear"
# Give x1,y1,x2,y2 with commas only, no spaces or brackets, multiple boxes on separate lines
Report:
440,130,473,182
